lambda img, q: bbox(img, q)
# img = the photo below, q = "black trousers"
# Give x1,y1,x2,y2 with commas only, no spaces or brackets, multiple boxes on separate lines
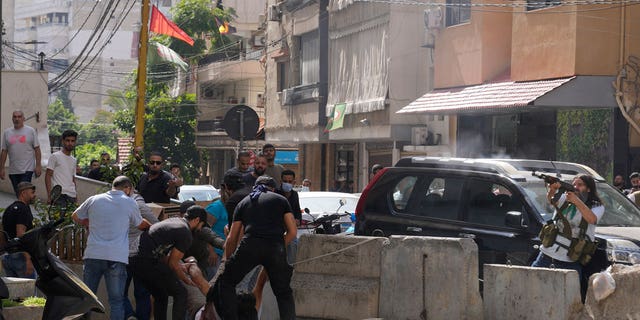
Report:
212,237,295,320
129,257,187,320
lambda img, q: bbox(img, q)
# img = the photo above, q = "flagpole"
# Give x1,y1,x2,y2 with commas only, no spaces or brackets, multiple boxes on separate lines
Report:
134,0,151,148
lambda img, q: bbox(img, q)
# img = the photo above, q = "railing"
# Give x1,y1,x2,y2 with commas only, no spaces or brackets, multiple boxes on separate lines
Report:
50,227,87,262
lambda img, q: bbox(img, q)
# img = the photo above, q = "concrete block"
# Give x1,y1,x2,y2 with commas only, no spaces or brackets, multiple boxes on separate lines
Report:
582,264,640,319
3,305,44,320
483,264,582,320
292,234,387,319
379,236,483,320
3,277,36,299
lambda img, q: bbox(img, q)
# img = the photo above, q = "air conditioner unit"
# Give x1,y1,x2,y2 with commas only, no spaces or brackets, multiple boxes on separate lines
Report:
423,7,443,30
268,5,281,22
252,35,266,47
281,88,294,105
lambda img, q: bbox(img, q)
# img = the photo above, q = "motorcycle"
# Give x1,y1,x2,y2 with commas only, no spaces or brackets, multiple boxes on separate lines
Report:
0,185,105,320
301,199,354,235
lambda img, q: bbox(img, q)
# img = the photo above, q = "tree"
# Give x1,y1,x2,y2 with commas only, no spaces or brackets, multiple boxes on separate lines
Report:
74,142,117,174
78,110,118,147
113,89,199,183
48,98,80,138
165,0,236,58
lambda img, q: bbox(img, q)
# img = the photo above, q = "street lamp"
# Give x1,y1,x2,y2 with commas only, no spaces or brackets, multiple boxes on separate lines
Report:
38,52,45,71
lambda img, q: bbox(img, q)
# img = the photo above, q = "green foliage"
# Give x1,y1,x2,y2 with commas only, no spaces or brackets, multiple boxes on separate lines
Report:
32,198,77,228
74,142,116,172
78,110,118,147
48,98,80,137
556,109,613,178
3,296,48,307
168,0,236,57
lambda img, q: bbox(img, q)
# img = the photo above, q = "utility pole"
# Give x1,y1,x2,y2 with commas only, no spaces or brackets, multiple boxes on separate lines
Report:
134,0,151,148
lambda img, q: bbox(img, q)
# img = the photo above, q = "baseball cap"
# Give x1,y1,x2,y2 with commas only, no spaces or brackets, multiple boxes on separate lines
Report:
184,205,210,228
17,182,36,193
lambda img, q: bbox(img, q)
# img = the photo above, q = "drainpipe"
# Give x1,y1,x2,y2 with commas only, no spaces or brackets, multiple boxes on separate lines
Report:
319,0,329,190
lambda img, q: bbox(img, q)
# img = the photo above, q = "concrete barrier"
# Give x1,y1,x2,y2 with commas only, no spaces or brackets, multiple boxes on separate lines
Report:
379,236,483,320
0,174,108,205
582,264,640,319
483,264,582,320
3,276,36,299
291,234,388,320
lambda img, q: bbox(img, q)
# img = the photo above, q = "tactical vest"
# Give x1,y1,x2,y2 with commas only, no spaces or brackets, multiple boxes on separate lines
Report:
539,202,598,265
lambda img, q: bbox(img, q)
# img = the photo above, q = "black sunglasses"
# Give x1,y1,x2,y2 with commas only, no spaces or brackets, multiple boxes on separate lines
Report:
149,160,163,165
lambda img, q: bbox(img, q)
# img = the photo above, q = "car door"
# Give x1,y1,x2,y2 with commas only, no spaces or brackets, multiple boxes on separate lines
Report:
460,176,538,267
387,172,467,238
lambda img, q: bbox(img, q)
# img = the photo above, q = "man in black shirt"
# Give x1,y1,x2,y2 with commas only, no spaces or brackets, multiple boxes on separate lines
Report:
137,151,179,203
277,169,301,262
180,201,224,280
1,182,37,278
242,153,268,190
212,176,297,320
129,206,208,320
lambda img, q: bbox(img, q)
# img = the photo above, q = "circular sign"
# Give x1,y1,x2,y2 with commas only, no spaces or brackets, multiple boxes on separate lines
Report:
223,105,260,141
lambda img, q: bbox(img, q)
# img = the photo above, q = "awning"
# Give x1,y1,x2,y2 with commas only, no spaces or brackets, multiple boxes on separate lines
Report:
397,76,618,115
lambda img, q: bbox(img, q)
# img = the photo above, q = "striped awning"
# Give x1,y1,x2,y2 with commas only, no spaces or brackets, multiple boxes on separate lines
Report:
398,77,575,115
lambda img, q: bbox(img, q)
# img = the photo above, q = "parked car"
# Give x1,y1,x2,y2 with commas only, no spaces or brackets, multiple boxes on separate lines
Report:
298,192,359,234
356,157,640,286
176,185,220,202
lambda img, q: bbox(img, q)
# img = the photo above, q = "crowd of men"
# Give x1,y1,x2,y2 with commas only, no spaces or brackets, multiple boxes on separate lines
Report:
0,117,301,320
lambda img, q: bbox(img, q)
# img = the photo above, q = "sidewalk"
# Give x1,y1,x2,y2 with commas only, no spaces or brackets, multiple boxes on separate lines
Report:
0,191,16,209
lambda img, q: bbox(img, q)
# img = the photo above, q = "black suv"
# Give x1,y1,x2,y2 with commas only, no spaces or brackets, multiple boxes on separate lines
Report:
355,157,640,280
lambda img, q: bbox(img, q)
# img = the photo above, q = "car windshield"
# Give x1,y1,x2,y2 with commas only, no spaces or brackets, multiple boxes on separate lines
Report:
519,180,640,226
179,190,219,201
299,196,358,214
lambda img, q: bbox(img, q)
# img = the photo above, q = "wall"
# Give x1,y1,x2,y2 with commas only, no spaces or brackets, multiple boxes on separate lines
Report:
1,71,51,162
511,6,578,81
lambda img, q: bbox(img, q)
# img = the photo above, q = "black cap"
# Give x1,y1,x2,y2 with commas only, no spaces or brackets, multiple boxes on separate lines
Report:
255,175,277,189
184,205,210,228
223,170,245,190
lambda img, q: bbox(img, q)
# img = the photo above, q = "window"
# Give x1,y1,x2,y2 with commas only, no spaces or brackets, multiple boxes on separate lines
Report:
393,176,418,211
526,0,560,11
409,176,465,220
277,61,290,92
299,32,319,85
445,0,471,27
466,179,521,227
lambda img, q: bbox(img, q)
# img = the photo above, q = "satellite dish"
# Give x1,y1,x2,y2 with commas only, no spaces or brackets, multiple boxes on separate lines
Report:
223,105,260,141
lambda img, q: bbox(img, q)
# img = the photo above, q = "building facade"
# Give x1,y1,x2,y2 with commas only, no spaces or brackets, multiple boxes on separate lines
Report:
263,0,434,191
398,1,640,178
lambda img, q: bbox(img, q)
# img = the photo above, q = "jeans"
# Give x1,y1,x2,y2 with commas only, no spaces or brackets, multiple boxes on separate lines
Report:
2,252,36,279
123,265,151,320
129,257,187,320
83,259,127,320
531,251,583,280
212,237,295,320
9,172,33,197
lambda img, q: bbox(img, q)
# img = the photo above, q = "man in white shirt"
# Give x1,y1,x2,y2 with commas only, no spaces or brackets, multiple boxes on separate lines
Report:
46,129,78,207
0,110,42,197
